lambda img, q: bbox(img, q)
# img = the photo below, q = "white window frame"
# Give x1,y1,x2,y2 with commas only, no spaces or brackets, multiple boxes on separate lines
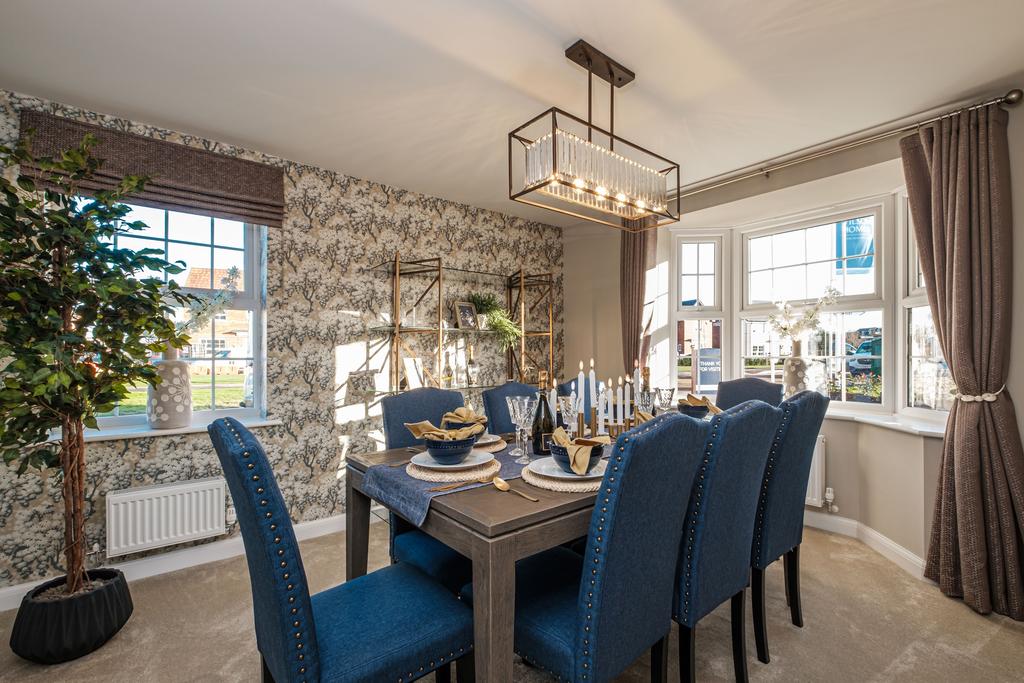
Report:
99,213,267,428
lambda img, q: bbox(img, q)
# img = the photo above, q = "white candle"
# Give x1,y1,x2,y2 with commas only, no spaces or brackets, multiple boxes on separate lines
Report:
617,377,624,424
577,361,586,415
633,359,641,404
606,378,613,426
625,378,632,419
549,379,558,421
588,358,597,414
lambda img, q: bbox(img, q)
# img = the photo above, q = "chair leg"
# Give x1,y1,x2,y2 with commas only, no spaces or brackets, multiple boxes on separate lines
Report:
651,634,669,683
455,654,475,683
678,624,695,683
261,656,274,683
751,568,770,664
731,591,749,683
435,661,452,683
785,545,803,627
783,553,791,607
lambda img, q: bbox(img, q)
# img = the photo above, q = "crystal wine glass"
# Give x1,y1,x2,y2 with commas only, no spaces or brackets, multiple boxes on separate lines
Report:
656,388,675,413
506,396,537,464
557,395,576,439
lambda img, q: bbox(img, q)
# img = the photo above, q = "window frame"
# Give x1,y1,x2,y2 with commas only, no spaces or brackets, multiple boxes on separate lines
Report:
675,235,723,314
98,211,267,428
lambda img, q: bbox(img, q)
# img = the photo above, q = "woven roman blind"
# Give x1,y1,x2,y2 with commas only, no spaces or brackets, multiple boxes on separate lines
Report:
19,110,284,227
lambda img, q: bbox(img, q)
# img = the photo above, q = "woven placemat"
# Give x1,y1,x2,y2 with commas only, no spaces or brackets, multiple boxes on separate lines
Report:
522,464,604,493
406,458,501,483
476,439,508,453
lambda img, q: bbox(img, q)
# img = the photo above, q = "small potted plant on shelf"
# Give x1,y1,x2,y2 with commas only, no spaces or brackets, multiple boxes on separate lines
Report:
467,291,523,350
0,134,198,664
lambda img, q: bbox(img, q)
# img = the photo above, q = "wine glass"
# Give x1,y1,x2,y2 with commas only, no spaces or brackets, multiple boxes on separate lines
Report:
506,396,537,465
656,388,675,413
557,395,576,439
636,389,654,415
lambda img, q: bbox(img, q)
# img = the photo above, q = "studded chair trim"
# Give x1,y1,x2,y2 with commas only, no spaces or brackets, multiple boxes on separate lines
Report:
751,399,796,568
208,418,319,683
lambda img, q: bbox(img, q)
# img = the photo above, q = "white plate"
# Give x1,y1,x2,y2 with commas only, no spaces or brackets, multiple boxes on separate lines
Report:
411,449,496,471
526,456,607,481
476,433,501,446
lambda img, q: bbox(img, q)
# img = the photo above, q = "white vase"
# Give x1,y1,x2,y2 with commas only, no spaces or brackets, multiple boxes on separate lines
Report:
783,340,806,398
147,347,192,429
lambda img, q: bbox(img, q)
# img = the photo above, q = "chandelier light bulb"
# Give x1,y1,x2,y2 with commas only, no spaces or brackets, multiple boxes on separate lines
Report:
595,186,608,197
615,192,627,202
635,199,646,210
573,177,586,189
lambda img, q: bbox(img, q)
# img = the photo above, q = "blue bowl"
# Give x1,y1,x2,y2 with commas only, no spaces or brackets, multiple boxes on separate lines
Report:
550,443,605,475
441,420,481,431
678,404,710,419
424,435,478,465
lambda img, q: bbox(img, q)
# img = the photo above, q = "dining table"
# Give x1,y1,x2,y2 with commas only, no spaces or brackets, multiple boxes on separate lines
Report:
345,438,600,682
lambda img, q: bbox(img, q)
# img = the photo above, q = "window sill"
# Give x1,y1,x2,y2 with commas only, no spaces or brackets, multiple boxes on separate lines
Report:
65,417,283,444
825,409,946,438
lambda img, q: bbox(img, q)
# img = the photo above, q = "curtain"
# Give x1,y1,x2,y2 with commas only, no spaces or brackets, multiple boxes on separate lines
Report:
620,229,655,376
19,110,284,227
900,104,1024,620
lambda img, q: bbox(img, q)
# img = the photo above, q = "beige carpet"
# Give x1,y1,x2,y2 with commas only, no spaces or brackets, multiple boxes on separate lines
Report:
1,525,1021,682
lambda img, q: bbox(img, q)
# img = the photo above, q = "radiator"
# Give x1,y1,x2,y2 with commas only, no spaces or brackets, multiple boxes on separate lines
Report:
804,435,826,507
106,477,227,558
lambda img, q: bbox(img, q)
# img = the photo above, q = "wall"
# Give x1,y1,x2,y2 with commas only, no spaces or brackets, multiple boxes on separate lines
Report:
562,224,622,380
0,90,564,587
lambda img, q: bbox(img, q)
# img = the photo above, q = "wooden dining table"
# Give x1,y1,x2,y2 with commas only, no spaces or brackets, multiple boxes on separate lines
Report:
345,443,599,682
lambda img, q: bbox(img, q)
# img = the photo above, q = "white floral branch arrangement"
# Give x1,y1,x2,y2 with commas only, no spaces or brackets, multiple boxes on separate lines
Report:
168,266,240,334
767,285,840,342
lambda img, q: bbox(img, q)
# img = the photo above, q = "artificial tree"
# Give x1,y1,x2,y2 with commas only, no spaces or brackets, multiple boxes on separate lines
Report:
0,133,196,595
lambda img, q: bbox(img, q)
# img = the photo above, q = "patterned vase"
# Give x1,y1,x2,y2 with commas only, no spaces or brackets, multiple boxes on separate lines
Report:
147,347,192,429
783,339,807,398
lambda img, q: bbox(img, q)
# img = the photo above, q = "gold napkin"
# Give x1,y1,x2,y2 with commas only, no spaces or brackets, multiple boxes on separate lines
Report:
441,406,488,428
552,427,612,474
405,420,485,441
684,393,722,414
636,410,655,424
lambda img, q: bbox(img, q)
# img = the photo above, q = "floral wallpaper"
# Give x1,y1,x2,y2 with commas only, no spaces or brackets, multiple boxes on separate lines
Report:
0,89,564,586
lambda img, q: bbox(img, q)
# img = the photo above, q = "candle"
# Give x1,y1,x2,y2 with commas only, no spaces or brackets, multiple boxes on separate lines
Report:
625,377,632,419
633,359,641,403
577,361,586,415
596,389,606,434
617,377,624,425
589,358,597,415
549,379,558,421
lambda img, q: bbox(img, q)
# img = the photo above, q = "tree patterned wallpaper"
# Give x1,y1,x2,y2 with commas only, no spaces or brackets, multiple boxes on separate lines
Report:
0,89,564,586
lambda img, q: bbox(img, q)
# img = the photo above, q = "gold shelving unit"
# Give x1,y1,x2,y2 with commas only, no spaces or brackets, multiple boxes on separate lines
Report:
366,254,555,392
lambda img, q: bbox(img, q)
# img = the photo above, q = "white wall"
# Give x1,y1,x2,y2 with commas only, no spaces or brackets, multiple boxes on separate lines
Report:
562,223,622,382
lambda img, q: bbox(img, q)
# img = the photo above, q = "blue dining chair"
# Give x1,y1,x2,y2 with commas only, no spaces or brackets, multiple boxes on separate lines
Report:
715,377,783,411
557,377,597,417
208,418,474,683
673,400,782,683
379,387,472,594
750,390,830,664
461,411,714,682
481,381,537,434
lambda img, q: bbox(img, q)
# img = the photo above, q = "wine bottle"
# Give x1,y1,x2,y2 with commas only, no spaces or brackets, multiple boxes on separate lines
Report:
531,391,554,455
466,344,479,387
442,351,454,389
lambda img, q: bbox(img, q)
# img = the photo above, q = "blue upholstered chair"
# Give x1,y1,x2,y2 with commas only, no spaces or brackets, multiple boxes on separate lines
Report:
461,412,712,682
208,418,474,683
673,401,782,683
379,387,471,593
715,377,783,411
557,377,597,417
481,381,537,434
749,390,829,664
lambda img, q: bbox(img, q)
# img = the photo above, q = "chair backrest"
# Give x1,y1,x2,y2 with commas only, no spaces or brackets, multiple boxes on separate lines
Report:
481,381,537,434
674,400,782,627
208,418,318,683
380,387,464,449
574,412,712,681
751,391,830,569
716,377,783,410
557,377,596,416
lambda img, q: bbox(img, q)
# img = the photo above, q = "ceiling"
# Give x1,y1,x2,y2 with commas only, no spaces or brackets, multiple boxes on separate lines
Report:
1,0,1022,228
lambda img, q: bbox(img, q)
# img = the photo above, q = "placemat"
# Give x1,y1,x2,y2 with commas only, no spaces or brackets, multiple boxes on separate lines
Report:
405,458,501,482
476,439,508,453
522,465,604,493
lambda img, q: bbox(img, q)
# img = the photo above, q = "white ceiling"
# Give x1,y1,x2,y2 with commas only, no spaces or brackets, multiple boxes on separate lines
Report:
1,0,1022,227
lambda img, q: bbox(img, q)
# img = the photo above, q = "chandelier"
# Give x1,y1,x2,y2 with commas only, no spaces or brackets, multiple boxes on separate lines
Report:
508,40,680,232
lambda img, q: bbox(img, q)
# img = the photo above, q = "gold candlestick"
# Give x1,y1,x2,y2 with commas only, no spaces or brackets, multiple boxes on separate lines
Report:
589,407,598,436
576,412,586,439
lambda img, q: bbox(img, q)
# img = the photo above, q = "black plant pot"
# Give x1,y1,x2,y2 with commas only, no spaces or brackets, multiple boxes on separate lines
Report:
9,568,133,664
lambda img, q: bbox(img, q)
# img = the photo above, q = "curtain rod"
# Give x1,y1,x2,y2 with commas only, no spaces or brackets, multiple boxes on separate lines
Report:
677,87,1023,200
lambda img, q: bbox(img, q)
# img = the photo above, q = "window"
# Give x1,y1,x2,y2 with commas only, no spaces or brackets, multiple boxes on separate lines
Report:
101,204,265,423
673,234,727,401
907,306,953,410
677,319,723,397
746,214,877,305
679,241,717,308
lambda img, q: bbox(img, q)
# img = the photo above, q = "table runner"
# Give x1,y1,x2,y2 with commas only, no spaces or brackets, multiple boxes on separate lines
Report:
361,443,532,527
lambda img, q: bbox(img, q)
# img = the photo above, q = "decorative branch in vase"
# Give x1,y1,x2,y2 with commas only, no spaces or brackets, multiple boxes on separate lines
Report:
767,286,838,396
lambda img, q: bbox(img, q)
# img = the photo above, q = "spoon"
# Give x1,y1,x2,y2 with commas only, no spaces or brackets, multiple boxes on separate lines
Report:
491,476,539,502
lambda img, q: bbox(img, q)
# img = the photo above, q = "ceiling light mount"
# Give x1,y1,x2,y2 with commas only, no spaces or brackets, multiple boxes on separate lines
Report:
508,39,679,232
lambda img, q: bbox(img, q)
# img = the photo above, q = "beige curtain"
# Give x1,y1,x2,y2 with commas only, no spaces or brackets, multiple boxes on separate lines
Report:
620,229,655,376
900,104,1024,620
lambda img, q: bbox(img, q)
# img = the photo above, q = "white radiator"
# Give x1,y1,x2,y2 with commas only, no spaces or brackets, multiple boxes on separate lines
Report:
804,435,826,507
106,477,227,558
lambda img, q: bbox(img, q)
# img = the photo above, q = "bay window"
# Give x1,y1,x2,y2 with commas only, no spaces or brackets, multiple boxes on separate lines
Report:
673,235,726,400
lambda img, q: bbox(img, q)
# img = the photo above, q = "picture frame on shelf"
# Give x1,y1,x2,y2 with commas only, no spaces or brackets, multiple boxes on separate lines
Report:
453,301,479,329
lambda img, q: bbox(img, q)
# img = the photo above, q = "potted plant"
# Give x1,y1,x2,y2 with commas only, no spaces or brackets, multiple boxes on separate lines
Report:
0,134,198,663
467,291,523,350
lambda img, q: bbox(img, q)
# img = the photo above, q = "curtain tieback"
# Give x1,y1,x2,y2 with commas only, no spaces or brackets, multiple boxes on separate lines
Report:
955,385,1006,402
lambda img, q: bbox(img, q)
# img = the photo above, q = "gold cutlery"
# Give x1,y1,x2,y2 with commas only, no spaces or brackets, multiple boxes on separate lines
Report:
428,477,491,492
491,476,539,502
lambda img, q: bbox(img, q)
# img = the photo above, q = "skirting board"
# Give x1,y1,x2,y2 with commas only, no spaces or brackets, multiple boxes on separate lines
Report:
0,512,385,613
804,509,926,579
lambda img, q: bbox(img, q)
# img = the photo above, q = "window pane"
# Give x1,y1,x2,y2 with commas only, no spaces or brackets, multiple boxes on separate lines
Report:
771,229,805,267
188,361,213,410
214,218,245,248
677,319,722,398
117,381,149,416
748,235,772,271
123,204,165,239
174,306,214,359
681,243,698,274
806,261,833,300
698,275,716,307
168,210,212,243
805,223,833,262
774,264,806,302
218,309,255,359
215,362,250,409
698,242,716,275
909,306,953,410
214,248,246,292
167,242,213,289
680,275,699,306
748,270,773,304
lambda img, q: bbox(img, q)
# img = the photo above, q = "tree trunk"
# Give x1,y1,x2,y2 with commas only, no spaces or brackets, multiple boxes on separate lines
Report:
61,416,87,594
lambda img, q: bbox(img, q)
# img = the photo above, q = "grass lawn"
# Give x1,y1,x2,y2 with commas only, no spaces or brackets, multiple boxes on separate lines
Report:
114,371,247,415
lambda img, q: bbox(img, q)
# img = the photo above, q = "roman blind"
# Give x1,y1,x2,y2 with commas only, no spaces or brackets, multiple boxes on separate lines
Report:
19,110,284,227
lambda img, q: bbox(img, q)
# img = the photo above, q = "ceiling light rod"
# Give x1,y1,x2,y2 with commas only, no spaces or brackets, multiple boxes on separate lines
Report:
568,39,632,147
